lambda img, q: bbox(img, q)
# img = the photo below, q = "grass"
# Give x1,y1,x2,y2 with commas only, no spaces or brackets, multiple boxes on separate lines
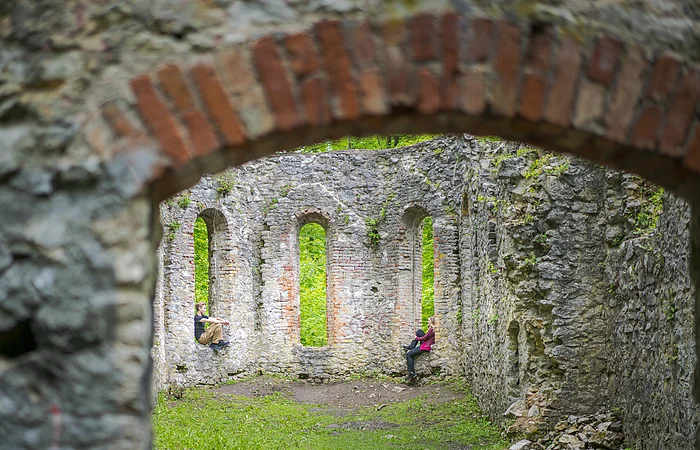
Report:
153,381,510,450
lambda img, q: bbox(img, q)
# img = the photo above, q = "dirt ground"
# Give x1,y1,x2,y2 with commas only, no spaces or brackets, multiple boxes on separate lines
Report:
212,376,464,411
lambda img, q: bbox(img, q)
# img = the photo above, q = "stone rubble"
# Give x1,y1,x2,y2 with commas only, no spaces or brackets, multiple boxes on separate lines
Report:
509,412,626,450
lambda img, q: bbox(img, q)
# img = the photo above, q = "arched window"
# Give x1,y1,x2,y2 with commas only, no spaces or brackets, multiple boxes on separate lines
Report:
398,206,436,332
193,216,209,313
299,222,328,347
193,209,229,317
420,216,435,329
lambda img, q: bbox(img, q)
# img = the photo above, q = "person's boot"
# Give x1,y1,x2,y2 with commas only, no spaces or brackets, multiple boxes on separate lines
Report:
210,343,222,351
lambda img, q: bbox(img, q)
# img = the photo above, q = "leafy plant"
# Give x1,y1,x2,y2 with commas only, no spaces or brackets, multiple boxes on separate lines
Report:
488,313,499,326
177,196,191,208
166,221,181,241
216,172,236,198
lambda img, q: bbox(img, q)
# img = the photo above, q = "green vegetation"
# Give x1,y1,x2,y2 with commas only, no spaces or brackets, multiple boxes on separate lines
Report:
166,221,181,241
194,217,209,310
299,223,328,347
421,217,435,329
153,380,509,450
296,135,439,153
177,195,191,209
632,187,664,236
365,194,396,248
216,172,236,198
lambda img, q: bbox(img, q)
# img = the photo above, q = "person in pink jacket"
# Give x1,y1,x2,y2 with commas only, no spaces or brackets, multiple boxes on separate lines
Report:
405,316,436,381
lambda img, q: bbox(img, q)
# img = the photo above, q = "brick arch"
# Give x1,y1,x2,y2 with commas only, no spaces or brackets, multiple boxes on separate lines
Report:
95,11,700,205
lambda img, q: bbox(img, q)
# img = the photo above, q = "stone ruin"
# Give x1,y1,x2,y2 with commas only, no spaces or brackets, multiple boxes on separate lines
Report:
3,1,700,449
155,136,699,449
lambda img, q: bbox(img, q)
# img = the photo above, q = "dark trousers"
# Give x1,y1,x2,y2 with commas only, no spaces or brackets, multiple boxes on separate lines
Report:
406,347,426,375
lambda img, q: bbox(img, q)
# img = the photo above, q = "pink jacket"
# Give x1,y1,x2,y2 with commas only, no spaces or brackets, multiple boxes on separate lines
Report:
416,326,435,351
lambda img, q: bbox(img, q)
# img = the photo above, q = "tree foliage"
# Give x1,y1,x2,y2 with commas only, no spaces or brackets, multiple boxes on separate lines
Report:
421,217,435,329
194,217,209,313
299,223,327,347
296,134,439,153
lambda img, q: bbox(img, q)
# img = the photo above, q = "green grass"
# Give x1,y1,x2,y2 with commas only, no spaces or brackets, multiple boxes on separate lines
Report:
153,382,509,450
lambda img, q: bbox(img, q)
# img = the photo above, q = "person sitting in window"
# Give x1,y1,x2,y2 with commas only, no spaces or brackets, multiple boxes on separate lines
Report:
194,302,230,351
402,328,425,350
405,316,436,381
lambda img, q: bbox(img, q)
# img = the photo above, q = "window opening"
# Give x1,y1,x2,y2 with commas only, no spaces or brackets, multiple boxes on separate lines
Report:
194,216,209,314
421,216,435,329
299,222,328,347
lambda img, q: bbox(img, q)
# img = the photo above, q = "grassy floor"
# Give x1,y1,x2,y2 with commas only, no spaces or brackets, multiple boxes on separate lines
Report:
153,380,510,450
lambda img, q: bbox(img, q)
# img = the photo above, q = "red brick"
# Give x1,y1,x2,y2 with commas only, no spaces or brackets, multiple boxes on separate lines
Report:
129,75,190,166
441,12,459,75
544,37,583,127
216,48,256,92
410,13,435,62
157,64,195,113
459,70,486,115
316,20,361,120
491,22,521,117
646,53,681,101
300,77,331,126
441,76,459,111
383,20,413,106
190,61,246,146
417,69,440,114
587,36,623,85
253,36,301,131
101,100,135,137
631,106,663,150
573,80,606,130
215,48,275,138
465,18,494,64
660,69,700,156
358,69,388,115
285,33,319,76
352,22,377,70
519,74,546,122
525,28,553,73
606,47,649,143
682,122,700,172
182,110,219,156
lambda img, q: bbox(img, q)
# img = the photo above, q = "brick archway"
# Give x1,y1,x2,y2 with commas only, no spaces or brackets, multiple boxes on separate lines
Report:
94,12,700,204
3,4,700,450
92,10,700,449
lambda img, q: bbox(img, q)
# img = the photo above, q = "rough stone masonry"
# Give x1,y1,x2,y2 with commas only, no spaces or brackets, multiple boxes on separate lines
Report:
156,135,699,449
3,1,700,449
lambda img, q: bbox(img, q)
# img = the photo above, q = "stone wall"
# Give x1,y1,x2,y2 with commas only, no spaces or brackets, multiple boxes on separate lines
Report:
454,137,699,448
154,137,466,388
605,191,700,449
155,136,699,449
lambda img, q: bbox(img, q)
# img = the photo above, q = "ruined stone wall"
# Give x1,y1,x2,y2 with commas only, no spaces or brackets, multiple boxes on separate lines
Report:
155,136,699,449
605,190,700,449
457,138,699,449
460,138,611,422
155,137,466,386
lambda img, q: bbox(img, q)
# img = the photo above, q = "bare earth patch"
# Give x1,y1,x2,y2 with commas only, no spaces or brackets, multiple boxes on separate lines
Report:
212,376,464,410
